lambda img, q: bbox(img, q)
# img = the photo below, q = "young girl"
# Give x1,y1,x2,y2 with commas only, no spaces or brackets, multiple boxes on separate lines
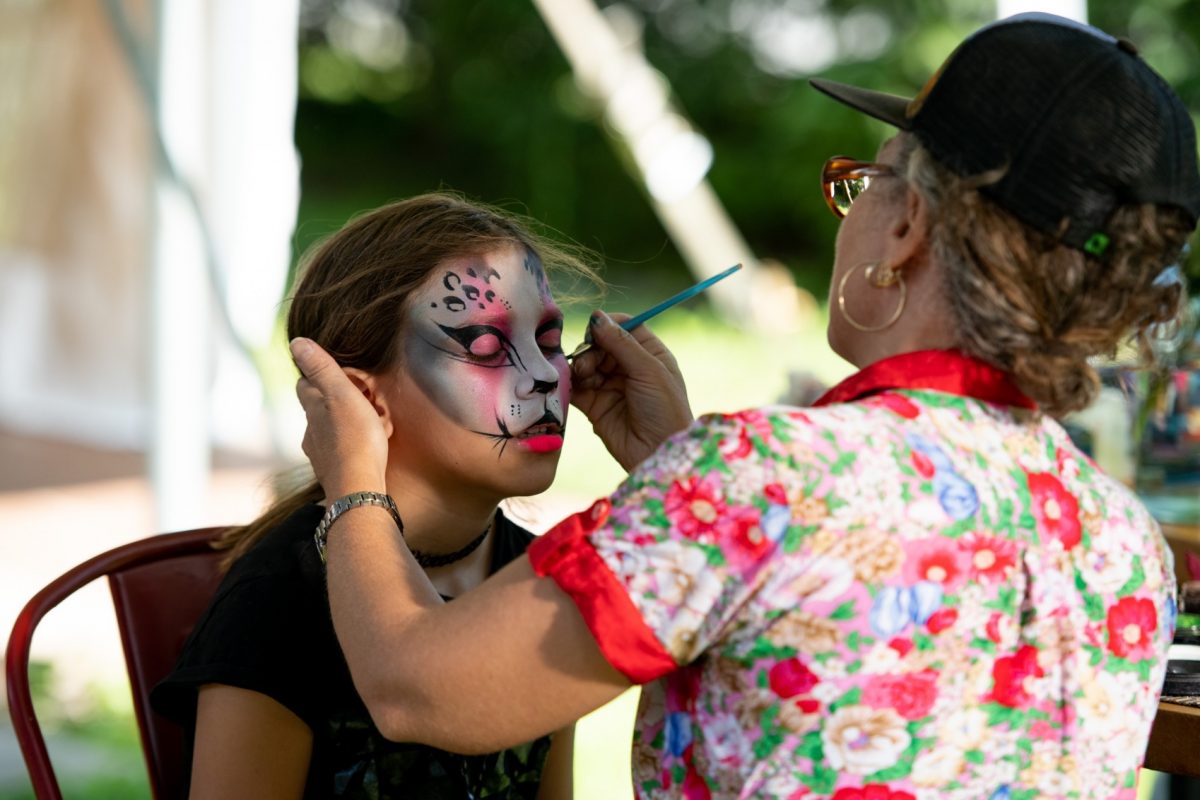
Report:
151,193,599,799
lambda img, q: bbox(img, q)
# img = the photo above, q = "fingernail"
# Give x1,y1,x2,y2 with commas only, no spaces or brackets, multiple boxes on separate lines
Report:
590,310,613,327
290,337,311,358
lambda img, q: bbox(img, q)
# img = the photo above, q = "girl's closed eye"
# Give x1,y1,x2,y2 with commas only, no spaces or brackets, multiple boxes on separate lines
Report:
537,319,564,354
438,324,514,365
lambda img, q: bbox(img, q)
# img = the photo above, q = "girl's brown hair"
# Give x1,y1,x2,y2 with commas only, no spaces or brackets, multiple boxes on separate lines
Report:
215,193,601,568
900,139,1193,417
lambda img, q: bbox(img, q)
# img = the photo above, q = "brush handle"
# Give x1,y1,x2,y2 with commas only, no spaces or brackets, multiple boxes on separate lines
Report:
617,263,743,331
566,263,743,361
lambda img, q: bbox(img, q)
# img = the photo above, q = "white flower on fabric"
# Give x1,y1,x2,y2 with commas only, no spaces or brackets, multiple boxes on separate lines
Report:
860,641,903,674
651,546,714,607
1036,769,1074,798
704,713,752,768
809,657,848,681
937,708,988,751
811,680,843,705
912,743,965,786
821,705,911,775
906,497,950,527
1078,666,1128,736
1079,538,1134,595
776,555,855,604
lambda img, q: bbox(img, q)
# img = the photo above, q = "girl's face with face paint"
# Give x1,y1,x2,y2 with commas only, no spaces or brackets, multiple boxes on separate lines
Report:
377,244,570,500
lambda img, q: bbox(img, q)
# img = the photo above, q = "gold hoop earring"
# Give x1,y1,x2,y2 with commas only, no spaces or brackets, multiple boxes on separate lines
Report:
837,261,907,333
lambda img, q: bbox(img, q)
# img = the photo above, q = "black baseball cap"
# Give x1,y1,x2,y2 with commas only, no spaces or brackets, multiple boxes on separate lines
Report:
810,12,1200,257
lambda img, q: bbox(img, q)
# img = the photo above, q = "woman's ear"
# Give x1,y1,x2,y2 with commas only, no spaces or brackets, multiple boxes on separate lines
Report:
343,368,396,439
884,185,931,271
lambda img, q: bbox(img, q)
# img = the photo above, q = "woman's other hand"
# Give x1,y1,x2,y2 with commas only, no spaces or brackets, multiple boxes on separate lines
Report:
291,337,389,497
570,311,693,472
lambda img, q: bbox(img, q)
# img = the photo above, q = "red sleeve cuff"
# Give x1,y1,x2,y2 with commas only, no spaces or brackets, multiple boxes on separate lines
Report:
527,499,678,684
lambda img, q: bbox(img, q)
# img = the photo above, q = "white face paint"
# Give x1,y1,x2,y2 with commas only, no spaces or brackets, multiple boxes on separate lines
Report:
402,245,570,456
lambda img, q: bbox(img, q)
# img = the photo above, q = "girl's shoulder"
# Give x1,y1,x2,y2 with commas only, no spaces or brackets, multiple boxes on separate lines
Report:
224,503,326,589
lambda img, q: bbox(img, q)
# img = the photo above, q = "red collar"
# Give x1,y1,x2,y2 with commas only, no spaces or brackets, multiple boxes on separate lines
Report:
812,349,1037,410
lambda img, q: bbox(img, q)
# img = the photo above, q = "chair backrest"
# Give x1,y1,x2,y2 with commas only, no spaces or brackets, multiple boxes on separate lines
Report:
6,527,228,800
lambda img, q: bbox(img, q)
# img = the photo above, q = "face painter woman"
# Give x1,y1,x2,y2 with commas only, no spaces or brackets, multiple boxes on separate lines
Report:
149,193,689,798
290,14,1199,799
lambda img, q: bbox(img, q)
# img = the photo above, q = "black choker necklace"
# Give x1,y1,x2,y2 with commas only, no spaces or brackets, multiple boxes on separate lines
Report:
410,525,491,568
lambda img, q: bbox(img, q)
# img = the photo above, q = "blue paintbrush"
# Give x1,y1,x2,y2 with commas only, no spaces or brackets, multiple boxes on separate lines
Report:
566,262,743,361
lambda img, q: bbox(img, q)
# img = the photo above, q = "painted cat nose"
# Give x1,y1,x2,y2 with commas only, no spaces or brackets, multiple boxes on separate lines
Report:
517,370,559,398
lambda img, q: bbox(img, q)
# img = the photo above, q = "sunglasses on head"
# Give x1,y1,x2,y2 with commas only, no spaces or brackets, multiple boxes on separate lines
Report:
821,156,896,218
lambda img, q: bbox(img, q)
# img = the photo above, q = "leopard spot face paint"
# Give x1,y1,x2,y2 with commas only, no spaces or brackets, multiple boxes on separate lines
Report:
403,246,569,457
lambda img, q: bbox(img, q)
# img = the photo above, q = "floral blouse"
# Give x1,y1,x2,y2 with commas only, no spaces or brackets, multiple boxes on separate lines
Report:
529,350,1175,800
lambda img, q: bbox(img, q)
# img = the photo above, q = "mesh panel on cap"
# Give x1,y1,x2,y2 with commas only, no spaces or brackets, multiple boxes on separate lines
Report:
907,17,1200,250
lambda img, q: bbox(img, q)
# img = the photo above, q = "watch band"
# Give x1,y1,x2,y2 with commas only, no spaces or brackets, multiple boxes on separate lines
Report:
314,491,404,563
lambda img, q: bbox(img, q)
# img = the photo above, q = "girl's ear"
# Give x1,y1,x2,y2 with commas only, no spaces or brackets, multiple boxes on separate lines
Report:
343,367,395,440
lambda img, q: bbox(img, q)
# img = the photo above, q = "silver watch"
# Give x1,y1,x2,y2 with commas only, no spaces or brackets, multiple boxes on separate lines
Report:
314,491,403,563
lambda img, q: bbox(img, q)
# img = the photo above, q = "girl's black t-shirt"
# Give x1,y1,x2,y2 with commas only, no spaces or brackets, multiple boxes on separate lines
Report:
151,504,551,799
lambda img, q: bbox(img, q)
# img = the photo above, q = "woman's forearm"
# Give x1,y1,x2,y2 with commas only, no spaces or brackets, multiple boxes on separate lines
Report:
324,503,444,741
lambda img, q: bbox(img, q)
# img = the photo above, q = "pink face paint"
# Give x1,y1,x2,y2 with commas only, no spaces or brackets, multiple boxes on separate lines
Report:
403,246,569,453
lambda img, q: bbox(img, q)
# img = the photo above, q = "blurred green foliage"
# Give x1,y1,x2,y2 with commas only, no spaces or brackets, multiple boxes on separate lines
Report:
291,0,1200,300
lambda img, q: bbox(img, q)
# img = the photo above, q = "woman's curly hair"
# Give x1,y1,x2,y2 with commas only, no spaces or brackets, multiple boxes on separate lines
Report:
898,137,1193,417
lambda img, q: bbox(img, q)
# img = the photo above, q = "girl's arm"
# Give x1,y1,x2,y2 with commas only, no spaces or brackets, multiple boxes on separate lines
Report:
189,684,313,799
536,725,575,800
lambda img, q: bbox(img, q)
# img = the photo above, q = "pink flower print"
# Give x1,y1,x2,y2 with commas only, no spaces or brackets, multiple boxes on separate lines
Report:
719,425,753,460
1025,471,1082,549
720,410,775,459
960,533,1018,583
1029,718,1057,740
717,505,771,567
863,670,939,720
734,409,776,441
832,785,917,800
1106,596,1158,659
902,538,969,588
768,657,820,698
665,476,726,542
989,644,1044,708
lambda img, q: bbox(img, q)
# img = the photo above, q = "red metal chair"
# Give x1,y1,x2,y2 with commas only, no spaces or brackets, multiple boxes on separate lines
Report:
5,527,228,800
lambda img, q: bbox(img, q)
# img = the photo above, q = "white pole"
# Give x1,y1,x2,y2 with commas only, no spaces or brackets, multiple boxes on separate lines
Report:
532,0,765,327
149,0,211,530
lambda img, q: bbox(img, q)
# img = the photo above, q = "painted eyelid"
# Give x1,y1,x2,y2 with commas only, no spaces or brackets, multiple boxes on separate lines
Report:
536,318,564,344
437,323,512,359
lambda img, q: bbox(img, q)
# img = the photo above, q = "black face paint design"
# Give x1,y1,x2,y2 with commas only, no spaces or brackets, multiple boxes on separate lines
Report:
471,409,565,459
434,323,526,371
523,248,549,295
435,262,503,312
